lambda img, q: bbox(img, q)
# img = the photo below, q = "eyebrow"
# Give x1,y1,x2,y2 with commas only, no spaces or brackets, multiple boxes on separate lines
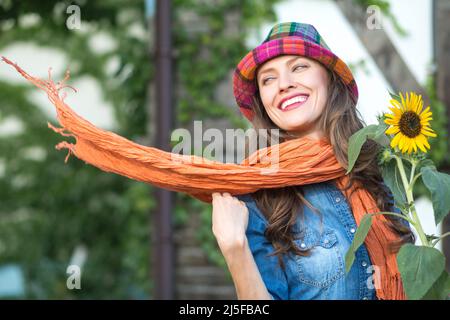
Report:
257,56,304,80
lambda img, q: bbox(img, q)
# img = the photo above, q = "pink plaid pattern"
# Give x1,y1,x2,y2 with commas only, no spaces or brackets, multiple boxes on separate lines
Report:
233,22,358,121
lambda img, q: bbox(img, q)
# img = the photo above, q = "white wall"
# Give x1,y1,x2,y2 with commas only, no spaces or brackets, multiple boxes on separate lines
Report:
0,41,116,131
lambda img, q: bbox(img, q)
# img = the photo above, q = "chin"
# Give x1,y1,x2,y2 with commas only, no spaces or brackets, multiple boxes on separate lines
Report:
280,124,308,134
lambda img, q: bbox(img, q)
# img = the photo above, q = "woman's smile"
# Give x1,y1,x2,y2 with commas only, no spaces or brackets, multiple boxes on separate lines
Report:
256,55,329,139
278,94,309,111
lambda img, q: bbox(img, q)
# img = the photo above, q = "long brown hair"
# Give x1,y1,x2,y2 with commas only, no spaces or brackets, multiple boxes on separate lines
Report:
246,64,415,269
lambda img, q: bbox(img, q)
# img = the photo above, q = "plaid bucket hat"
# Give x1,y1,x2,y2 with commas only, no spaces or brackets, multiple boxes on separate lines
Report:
233,22,358,121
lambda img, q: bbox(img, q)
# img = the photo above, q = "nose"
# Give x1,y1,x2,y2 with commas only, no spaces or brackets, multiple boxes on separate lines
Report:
278,72,297,93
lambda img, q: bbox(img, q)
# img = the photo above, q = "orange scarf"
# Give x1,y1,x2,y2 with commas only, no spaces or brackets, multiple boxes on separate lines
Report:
2,57,406,300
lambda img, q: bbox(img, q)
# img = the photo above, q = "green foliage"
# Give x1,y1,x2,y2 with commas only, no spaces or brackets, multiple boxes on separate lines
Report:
171,0,282,269
345,214,373,274
422,270,450,300
421,166,450,225
172,0,279,129
0,0,153,298
346,120,388,173
381,159,408,209
397,244,447,300
0,0,281,298
410,76,449,201
423,75,449,168
346,87,450,298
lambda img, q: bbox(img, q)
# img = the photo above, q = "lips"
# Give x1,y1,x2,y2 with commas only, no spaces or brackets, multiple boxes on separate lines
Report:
277,94,309,111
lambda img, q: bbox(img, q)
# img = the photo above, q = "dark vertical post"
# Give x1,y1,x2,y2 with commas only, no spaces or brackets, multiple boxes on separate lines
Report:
153,0,174,298
434,0,450,272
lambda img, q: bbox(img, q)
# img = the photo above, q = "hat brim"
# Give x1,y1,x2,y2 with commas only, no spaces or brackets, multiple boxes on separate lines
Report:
233,37,358,121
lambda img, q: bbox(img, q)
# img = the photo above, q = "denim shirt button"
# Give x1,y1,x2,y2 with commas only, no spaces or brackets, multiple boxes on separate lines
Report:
300,243,306,248
361,261,368,267
362,297,369,300
350,228,356,234
335,197,341,203
324,239,330,244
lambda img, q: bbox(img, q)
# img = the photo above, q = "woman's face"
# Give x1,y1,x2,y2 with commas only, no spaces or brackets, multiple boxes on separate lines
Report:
256,55,330,139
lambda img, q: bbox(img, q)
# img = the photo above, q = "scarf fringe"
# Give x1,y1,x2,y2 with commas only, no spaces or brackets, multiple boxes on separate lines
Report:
376,273,407,300
2,56,407,299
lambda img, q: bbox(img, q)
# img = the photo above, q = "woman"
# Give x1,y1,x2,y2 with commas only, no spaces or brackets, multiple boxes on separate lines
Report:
2,21,415,301
211,22,414,300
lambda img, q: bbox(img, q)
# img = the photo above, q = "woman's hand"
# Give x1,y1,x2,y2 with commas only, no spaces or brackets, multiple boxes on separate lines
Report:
211,192,249,253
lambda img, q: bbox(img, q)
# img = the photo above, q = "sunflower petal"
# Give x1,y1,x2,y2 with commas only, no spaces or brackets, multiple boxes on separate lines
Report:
385,113,396,119
422,129,437,137
399,135,406,151
416,95,423,114
423,138,430,149
385,126,400,135
421,106,431,115
421,111,432,119
388,106,402,116
416,135,428,152
403,138,410,153
391,133,402,149
390,99,401,109
420,117,432,123
400,92,406,111
385,119,398,125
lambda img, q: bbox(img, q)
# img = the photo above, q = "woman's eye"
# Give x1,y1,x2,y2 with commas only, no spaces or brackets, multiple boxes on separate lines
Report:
262,78,273,85
261,65,307,85
293,65,307,71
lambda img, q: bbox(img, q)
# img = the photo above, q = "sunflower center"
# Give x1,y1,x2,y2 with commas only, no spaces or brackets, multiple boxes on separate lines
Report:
399,111,422,138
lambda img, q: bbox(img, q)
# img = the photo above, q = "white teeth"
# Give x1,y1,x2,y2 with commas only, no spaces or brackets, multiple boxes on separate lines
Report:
280,95,308,110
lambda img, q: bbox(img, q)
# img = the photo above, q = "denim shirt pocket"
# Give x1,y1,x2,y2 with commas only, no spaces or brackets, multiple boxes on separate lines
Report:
293,228,345,288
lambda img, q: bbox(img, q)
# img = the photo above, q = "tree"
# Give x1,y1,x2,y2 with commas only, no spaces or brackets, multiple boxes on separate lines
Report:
0,0,153,298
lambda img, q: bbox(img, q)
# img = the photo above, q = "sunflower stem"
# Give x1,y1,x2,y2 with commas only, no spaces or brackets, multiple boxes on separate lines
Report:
410,172,422,189
375,211,416,226
394,155,429,246
409,161,416,191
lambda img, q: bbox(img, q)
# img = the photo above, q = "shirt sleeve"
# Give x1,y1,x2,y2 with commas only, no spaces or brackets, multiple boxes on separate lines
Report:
244,200,289,300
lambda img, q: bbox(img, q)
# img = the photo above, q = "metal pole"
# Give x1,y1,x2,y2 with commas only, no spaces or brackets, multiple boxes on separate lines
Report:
152,0,174,299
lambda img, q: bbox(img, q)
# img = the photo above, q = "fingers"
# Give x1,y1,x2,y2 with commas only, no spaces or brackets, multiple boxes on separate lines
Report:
212,192,245,206
212,192,219,198
212,192,232,198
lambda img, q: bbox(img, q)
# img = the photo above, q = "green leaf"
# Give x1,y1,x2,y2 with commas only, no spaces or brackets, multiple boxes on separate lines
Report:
347,125,378,174
421,166,450,225
422,270,450,300
397,244,446,300
345,214,373,274
417,159,436,171
374,121,390,146
388,90,401,102
381,160,407,208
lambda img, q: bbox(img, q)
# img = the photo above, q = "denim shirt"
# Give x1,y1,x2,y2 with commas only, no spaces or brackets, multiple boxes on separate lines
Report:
236,181,381,300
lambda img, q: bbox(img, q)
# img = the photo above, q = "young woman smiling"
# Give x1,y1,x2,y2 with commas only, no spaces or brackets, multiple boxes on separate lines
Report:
212,22,414,300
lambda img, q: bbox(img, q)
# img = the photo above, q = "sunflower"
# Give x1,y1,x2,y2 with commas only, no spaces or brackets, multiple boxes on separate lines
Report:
384,92,436,154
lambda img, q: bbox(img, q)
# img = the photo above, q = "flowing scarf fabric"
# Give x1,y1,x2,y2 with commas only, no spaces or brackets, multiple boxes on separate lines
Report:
2,57,406,300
